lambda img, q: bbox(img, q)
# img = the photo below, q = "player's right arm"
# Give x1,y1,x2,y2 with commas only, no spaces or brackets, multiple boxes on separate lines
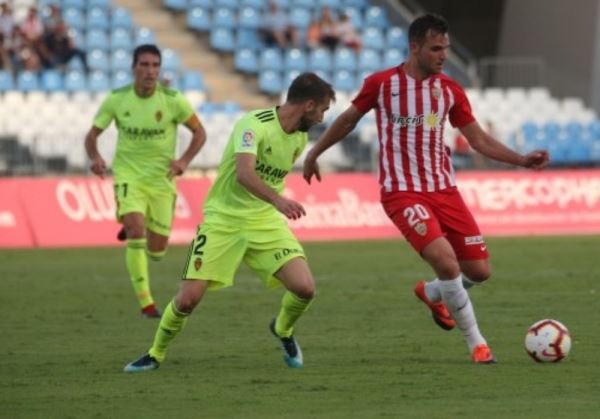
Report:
84,126,107,178
85,93,116,179
236,153,306,220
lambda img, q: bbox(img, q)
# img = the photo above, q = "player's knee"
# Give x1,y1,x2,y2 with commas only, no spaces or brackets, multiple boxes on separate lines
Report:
146,249,167,261
468,268,491,283
293,282,315,300
435,258,461,280
175,293,201,313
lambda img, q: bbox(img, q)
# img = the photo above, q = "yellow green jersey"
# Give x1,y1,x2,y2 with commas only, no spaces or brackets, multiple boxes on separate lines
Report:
93,83,194,191
204,107,308,222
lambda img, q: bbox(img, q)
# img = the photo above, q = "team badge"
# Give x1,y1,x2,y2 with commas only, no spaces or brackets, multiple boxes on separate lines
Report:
265,145,272,155
415,222,427,236
194,258,203,271
432,87,442,99
425,112,439,129
155,110,163,122
241,129,255,148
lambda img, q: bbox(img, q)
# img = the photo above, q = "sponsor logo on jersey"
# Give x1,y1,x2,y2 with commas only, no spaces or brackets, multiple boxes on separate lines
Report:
122,126,166,140
241,129,255,148
414,222,427,236
255,159,288,183
465,235,484,245
274,248,302,261
194,257,203,270
391,112,441,129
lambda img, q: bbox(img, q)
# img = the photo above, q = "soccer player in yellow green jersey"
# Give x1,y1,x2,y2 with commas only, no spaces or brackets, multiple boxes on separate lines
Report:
124,73,335,372
84,44,207,318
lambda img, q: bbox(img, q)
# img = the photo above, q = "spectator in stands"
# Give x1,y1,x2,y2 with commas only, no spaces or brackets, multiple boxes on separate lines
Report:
0,2,14,41
336,12,362,52
316,7,339,51
258,0,299,49
43,4,63,33
304,13,550,365
6,26,42,72
43,20,88,72
20,6,44,43
0,32,9,70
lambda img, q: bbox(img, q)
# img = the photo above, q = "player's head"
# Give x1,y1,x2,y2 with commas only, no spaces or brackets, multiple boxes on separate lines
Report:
408,14,449,75
132,44,161,93
286,72,336,132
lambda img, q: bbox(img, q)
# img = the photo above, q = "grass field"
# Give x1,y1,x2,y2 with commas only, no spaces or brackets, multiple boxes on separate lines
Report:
1,236,599,418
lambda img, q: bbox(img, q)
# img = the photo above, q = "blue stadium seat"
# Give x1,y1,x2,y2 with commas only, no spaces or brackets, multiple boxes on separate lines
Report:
164,0,188,11
293,0,315,10
85,29,110,51
343,7,363,27
215,0,239,9
587,120,600,139
190,0,214,9
209,28,236,52
358,49,381,72
86,7,110,31
386,26,408,51
16,71,39,92
235,28,263,49
41,70,64,92
182,71,206,91
590,140,600,160
111,49,132,72
0,70,14,91
284,48,307,72
64,70,87,92
161,71,181,90
112,71,132,88
288,7,312,29
111,8,133,30
258,70,283,95
383,48,404,67
521,121,538,142
362,27,385,50
284,69,301,89
542,121,561,141
343,0,368,9
62,0,86,10
66,55,86,72
88,71,111,92
566,140,590,163
332,70,356,92
274,0,291,8
89,0,110,9
308,47,333,72
234,48,259,73
333,47,357,71
212,7,236,29
88,49,110,72
565,121,584,140
238,7,261,29
221,101,242,116
110,28,133,50
63,8,84,31
319,0,342,9
241,0,265,9
364,6,388,29
259,48,283,72
314,70,332,83
187,8,211,32
161,49,181,72
135,28,157,45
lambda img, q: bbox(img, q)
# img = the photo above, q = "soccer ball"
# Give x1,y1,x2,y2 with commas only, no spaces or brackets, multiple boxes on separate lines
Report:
525,319,571,362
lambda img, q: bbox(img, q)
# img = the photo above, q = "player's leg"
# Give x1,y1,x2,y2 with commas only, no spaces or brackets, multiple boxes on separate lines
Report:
381,191,455,330
145,189,176,262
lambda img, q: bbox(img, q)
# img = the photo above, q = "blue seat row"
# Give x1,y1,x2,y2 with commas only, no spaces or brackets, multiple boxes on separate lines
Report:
0,69,206,93
520,122,600,163
235,47,404,75
258,69,366,94
166,0,370,13
61,7,134,31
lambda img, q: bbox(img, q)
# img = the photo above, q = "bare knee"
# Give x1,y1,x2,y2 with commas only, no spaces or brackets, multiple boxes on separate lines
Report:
292,282,315,300
174,281,208,313
461,260,492,283
422,238,461,279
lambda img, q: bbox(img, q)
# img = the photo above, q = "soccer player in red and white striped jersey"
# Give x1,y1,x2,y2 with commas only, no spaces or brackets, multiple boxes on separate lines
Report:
303,14,549,363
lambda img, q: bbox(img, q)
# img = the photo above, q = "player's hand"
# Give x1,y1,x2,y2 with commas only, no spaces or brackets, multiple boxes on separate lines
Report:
273,196,306,220
168,159,188,179
302,155,321,184
90,156,107,179
522,150,550,170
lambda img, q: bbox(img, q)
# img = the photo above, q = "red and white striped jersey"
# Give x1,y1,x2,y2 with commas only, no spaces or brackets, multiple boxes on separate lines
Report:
352,64,475,192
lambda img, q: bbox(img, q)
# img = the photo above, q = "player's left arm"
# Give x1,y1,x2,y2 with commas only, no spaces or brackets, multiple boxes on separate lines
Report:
460,121,549,169
168,112,207,178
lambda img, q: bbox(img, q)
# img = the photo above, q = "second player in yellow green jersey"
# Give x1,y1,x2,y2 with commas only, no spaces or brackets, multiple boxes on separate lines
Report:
204,107,308,221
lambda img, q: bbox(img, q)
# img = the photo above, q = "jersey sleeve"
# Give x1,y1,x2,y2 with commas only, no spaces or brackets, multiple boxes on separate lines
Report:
232,116,263,155
173,92,195,124
351,74,380,114
448,82,475,128
93,92,116,129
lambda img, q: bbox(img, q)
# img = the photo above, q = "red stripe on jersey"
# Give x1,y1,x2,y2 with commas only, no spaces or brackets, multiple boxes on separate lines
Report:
375,85,386,188
384,77,400,190
413,79,428,191
399,70,413,190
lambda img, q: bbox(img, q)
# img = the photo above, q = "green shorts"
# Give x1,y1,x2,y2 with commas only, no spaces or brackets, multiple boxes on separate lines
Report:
181,214,305,290
114,181,176,237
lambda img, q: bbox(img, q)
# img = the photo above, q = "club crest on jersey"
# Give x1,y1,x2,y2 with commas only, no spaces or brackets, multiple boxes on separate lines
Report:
414,222,427,236
241,129,255,148
432,87,442,99
155,111,162,122
194,257,203,271
425,112,440,129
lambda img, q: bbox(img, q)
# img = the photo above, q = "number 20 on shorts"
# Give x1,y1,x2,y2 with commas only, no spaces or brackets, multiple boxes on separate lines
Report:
403,204,430,227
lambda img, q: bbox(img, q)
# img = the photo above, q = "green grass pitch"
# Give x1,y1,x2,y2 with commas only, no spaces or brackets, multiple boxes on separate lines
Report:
1,236,599,418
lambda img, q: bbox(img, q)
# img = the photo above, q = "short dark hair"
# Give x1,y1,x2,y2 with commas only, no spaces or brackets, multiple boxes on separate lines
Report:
286,72,336,104
408,14,449,44
132,44,161,67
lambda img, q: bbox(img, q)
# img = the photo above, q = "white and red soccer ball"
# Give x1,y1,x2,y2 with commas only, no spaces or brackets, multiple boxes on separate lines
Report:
525,319,571,362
